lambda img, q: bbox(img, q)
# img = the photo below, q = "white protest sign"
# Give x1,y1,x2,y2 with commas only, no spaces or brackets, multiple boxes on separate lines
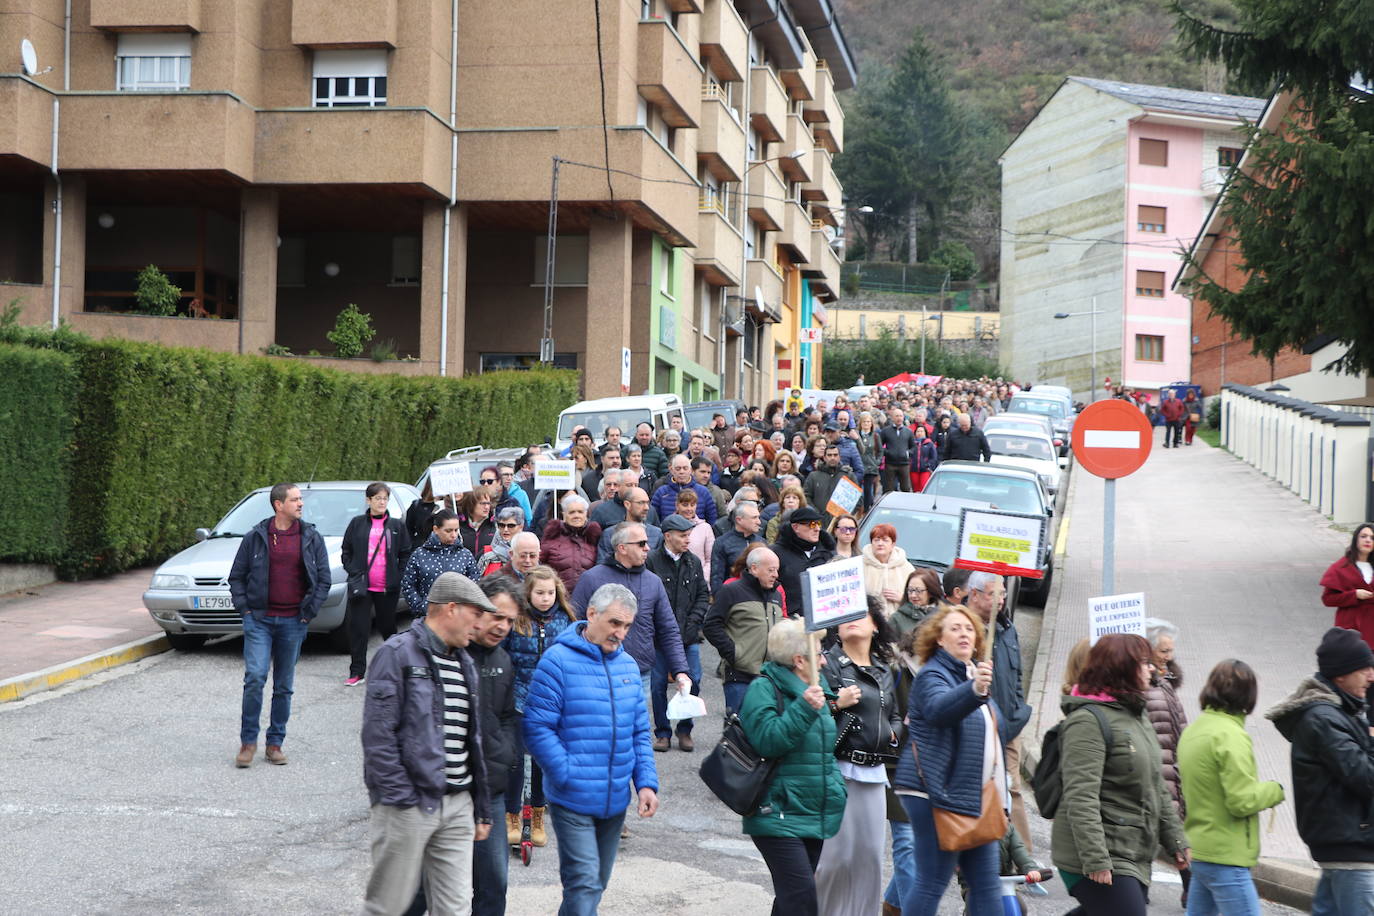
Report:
1088,592,1146,645
534,459,578,491
800,555,869,632
954,508,1046,578
428,461,472,497
824,476,862,518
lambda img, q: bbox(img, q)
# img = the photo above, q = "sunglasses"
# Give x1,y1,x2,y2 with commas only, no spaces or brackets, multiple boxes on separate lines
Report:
497,521,521,529
479,478,497,485
803,520,822,530
836,525,856,533
626,539,649,547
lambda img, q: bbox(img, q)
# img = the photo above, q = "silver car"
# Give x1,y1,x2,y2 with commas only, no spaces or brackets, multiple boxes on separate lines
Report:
143,480,420,650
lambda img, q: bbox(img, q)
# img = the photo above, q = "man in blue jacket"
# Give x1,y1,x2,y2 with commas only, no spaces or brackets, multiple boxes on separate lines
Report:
524,583,660,916
650,455,717,525
229,482,331,768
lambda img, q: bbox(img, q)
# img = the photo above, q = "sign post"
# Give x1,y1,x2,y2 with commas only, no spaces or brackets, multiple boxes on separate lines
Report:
799,556,868,685
1070,399,1153,594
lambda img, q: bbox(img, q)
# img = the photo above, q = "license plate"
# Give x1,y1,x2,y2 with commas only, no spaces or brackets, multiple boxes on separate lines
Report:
194,595,235,610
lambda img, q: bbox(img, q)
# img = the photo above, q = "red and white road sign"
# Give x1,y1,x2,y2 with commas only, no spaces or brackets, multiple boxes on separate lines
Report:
1071,399,1153,478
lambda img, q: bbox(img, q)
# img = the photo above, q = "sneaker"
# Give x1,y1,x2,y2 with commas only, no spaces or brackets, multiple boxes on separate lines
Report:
345,676,364,687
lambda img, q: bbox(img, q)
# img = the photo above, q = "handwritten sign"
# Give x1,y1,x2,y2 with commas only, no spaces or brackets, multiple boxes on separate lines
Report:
824,476,863,519
953,508,1045,578
534,459,578,491
428,461,472,497
800,555,869,632
1089,593,1146,645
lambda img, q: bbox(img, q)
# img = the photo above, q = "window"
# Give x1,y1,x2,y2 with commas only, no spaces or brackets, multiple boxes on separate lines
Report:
1137,205,1167,233
390,236,420,286
1218,146,1243,168
659,245,674,297
1139,138,1169,167
532,235,589,286
1135,334,1165,362
699,279,714,337
312,50,387,108
115,34,191,91
1135,269,1166,297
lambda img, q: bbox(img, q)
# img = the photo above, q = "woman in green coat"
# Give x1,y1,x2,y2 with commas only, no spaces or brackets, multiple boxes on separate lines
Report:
1051,633,1190,915
1176,659,1284,916
739,617,850,916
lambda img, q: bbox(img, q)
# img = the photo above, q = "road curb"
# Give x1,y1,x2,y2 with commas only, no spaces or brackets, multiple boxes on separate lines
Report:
0,633,171,704
1253,857,1318,911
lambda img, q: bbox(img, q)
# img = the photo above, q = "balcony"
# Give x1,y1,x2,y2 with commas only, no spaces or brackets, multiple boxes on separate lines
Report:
459,124,699,247
802,146,841,206
745,257,785,318
256,107,449,194
698,90,746,182
699,0,749,82
782,114,813,182
695,198,744,286
291,0,397,47
779,199,811,263
749,67,787,142
60,92,255,179
0,77,54,168
746,161,785,232
779,49,817,102
804,63,845,153
1201,164,1233,198
806,223,842,301
90,0,201,31
638,19,702,129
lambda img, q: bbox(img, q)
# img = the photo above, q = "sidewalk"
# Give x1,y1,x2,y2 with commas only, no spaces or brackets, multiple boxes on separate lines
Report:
0,567,167,701
1027,428,1344,905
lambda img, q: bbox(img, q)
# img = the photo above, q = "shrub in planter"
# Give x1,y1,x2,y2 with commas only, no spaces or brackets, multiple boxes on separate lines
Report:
134,265,181,316
326,304,376,358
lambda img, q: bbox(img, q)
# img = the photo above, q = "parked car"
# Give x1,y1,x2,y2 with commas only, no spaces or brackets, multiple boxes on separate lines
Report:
143,480,420,651
683,399,747,432
984,430,1062,495
984,412,1064,457
414,446,529,497
922,461,1055,608
554,394,685,453
1027,383,1074,403
1006,392,1075,456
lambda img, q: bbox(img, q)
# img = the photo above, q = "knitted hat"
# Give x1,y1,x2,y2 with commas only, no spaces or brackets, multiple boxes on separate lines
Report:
1317,626,1374,679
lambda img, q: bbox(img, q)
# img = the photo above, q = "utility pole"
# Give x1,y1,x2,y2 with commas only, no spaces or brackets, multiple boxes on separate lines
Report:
540,157,561,365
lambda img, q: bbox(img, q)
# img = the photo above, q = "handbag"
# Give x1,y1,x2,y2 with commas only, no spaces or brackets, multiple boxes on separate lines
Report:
699,683,784,815
910,705,1008,852
1188,412,1201,424
348,524,388,598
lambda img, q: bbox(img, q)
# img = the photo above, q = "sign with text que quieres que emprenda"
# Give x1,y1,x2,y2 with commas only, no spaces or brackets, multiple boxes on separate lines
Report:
1088,592,1146,645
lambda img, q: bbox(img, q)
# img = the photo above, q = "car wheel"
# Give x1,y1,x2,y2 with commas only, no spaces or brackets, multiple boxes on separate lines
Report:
165,633,207,651
1025,561,1053,608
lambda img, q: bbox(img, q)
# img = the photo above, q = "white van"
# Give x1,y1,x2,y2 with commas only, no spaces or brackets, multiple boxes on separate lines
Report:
554,394,685,452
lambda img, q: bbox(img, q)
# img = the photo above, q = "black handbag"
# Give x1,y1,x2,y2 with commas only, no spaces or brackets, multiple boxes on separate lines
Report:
699,682,784,815
348,524,388,598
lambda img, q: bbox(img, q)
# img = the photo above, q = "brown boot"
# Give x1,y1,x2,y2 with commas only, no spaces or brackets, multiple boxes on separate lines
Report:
234,744,255,768
506,812,521,846
881,903,901,916
531,806,548,847
265,745,287,765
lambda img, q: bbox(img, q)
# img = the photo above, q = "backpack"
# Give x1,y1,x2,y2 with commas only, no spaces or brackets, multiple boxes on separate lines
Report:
1031,704,1113,819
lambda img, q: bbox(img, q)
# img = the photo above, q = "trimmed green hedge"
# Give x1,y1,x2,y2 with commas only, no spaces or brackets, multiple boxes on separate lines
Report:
0,327,577,578
0,344,76,563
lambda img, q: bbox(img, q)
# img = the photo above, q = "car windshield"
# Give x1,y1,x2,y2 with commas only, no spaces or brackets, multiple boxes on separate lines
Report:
987,435,1054,462
212,487,413,538
558,409,653,441
925,472,1043,515
861,507,962,568
684,407,725,430
1008,397,1067,420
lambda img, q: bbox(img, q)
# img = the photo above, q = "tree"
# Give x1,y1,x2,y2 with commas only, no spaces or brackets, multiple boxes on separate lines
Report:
821,327,1005,388
1173,0,1374,374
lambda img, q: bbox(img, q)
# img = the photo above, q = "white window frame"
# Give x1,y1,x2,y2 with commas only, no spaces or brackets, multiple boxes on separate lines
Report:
115,33,191,92
313,50,388,108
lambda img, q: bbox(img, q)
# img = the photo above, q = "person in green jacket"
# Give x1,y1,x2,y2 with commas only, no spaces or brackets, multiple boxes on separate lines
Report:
1177,659,1284,916
1051,633,1190,916
738,617,850,916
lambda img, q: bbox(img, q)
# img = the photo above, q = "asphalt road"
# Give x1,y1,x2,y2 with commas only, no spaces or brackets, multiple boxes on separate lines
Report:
1,626,1302,915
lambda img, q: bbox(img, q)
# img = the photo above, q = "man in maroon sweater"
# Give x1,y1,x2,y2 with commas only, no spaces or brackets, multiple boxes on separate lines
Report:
229,483,331,768
1159,390,1188,449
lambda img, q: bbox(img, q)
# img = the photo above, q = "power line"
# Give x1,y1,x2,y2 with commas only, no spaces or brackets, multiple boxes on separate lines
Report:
591,0,615,203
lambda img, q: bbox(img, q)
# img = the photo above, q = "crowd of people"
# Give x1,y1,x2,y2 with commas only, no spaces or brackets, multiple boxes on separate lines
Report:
224,375,1364,916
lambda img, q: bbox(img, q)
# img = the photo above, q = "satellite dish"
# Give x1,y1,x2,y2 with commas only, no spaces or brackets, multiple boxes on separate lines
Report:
20,39,38,77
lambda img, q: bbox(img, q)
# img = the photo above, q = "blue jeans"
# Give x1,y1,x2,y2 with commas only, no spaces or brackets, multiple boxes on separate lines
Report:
548,803,627,916
899,795,1001,916
1313,867,1374,916
723,678,753,715
883,818,915,907
1186,860,1260,916
473,791,509,916
240,613,309,746
652,643,702,737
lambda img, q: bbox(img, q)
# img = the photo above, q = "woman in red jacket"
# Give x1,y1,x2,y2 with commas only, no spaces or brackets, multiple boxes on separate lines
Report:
1320,524,1374,648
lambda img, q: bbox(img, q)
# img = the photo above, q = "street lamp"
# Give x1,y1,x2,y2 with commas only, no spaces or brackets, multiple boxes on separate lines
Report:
1053,298,1106,402
920,313,941,374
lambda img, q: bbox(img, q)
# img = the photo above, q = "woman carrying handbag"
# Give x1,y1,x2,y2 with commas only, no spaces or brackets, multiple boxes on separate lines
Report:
340,482,411,686
891,604,1006,914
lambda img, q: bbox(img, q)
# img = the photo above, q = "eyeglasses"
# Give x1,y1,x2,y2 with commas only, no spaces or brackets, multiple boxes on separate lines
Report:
479,478,497,485
836,525,857,533
626,539,649,547
497,521,521,529
803,521,822,530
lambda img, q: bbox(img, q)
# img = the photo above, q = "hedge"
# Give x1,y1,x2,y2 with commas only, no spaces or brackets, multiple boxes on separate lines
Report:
0,344,76,563
0,326,577,578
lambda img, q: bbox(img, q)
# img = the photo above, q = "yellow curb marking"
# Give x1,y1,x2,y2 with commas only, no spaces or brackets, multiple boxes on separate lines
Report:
0,636,170,703
1055,509,1070,557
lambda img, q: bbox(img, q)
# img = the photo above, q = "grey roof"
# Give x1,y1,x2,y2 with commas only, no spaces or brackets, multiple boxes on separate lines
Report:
1069,76,1266,121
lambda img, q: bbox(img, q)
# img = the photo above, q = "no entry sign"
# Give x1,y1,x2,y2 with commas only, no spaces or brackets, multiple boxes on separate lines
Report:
1071,399,1153,479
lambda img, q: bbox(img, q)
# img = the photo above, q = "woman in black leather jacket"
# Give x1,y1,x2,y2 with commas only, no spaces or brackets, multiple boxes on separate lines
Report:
814,595,902,916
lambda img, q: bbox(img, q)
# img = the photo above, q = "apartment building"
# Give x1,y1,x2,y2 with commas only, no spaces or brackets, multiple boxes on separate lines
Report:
999,77,1263,400
0,0,853,405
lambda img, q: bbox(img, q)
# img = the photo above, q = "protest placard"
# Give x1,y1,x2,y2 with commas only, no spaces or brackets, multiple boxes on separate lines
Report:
1088,592,1146,645
800,555,868,633
824,476,863,519
428,461,472,497
533,460,577,491
953,508,1046,578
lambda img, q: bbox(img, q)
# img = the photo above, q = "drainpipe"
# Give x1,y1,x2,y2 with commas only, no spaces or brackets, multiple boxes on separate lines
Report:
439,0,458,375
50,0,71,329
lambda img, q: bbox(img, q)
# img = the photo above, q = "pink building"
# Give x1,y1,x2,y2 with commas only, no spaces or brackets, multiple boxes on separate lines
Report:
1000,78,1265,400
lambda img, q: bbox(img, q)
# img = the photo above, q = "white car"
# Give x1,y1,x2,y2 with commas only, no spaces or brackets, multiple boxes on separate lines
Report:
985,413,1065,460
984,430,1063,495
